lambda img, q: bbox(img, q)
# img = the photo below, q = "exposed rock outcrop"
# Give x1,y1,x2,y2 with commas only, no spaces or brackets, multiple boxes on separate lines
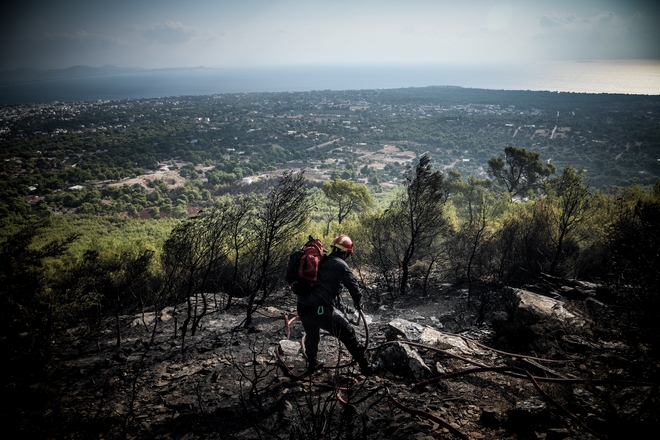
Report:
494,288,587,343
387,318,484,356
378,341,431,380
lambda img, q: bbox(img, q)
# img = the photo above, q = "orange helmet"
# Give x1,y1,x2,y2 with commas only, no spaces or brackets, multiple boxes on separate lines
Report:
332,235,354,254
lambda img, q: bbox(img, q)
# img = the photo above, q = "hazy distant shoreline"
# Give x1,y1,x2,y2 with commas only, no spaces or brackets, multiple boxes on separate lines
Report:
0,61,658,105
0,65,213,87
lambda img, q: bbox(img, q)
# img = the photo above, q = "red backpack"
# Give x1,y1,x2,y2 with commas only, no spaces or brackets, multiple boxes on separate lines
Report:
285,236,325,295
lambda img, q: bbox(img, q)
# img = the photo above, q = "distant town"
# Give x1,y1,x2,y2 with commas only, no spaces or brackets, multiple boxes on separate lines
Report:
1,87,659,217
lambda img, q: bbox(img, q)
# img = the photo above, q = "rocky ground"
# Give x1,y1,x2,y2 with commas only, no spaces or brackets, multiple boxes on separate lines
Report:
8,277,660,440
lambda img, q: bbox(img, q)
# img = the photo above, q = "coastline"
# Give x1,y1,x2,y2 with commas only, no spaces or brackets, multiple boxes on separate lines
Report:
0,60,658,105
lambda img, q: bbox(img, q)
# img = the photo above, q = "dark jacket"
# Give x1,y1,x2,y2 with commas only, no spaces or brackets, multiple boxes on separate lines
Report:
297,254,362,307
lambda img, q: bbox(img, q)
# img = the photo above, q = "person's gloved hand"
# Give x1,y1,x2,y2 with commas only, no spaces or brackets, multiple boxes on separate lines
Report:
354,301,363,312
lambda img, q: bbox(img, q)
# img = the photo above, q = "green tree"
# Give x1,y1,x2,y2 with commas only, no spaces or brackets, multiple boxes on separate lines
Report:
0,221,83,374
322,178,374,224
652,179,660,198
172,204,188,219
0,196,32,224
545,166,592,275
488,146,556,197
448,175,500,305
61,249,157,349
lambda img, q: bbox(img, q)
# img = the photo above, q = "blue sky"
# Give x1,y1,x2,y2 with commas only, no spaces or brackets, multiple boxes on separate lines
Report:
1,0,658,70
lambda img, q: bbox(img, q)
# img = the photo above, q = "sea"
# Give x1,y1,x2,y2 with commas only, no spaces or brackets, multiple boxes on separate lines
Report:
1,60,659,105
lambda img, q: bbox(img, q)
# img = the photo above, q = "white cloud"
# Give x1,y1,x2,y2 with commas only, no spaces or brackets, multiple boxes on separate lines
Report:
1,1,658,70
141,21,201,45
539,11,624,32
37,29,121,47
540,16,562,28
533,10,659,59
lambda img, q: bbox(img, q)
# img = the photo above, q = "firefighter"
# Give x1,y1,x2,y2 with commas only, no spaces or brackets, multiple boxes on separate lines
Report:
296,234,372,375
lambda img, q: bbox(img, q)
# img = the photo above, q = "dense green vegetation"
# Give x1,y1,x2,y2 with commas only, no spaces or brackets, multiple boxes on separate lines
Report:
1,87,659,224
1,89,659,430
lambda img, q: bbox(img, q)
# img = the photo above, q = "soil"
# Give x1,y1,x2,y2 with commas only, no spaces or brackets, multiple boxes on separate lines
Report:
104,143,422,192
109,169,187,193
12,283,660,440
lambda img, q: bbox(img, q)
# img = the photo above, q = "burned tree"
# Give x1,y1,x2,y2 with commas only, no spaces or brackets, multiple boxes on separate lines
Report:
161,199,241,350
387,154,449,295
243,171,311,328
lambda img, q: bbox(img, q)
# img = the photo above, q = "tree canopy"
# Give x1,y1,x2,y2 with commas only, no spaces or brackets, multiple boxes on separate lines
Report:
488,146,556,197
322,178,374,224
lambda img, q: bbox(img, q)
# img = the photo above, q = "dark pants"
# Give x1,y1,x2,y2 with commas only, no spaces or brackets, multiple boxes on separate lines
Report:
297,302,365,366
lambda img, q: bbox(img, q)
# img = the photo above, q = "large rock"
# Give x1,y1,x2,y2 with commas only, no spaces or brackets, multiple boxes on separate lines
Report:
387,318,483,356
511,289,584,341
514,289,581,327
378,341,432,380
278,340,301,356
531,272,600,299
